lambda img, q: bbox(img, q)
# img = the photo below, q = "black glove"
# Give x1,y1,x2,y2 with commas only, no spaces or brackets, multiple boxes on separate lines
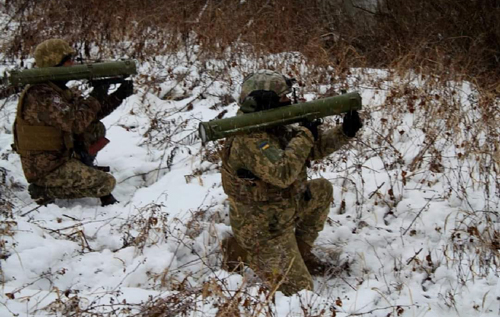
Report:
90,81,111,101
112,80,134,101
342,110,362,137
93,80,134,120
301,119,323,141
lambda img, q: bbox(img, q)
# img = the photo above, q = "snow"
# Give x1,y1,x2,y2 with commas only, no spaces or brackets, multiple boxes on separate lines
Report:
1,48,499,316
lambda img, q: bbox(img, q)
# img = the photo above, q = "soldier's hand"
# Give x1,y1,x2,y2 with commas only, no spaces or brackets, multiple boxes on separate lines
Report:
300,119,323,141
113,80,134,100
342,110,362,137
90,81,110,101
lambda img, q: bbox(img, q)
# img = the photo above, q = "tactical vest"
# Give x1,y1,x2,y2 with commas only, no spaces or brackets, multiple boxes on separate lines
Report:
12,84,74,157
220,137,302,203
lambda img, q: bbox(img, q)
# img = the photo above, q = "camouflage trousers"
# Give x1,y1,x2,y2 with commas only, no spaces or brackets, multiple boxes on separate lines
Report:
33,159,115,199
33,121,115,199
229,178,333,295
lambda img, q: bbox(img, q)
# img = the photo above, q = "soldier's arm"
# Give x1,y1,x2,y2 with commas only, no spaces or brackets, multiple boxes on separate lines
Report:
94,94,123,121
90,80,134,120
25,85,101,134
234,127,314,188
310,125,352,160
90,88,128,121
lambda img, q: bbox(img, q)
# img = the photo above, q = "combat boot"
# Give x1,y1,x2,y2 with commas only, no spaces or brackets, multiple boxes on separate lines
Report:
100,194,119,206
28,184,55,206
221,235,248,272
296,238,329,276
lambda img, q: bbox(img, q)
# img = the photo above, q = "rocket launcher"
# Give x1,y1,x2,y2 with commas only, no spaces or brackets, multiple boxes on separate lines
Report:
3,60,137,87
199,92,362,144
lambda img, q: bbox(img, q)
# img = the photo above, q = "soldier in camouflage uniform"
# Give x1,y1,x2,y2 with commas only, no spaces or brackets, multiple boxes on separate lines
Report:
12,39,133,206
221,70,362,295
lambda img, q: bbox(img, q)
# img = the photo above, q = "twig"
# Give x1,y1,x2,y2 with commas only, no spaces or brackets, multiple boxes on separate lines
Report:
20,204,43,217
350,3,378,15
254,256,296,317
406,248,423,265
194,0,210,23
368,182,385,199
78,230,94,252
62,214,81,221
338,275,357,291
402,196,435,235
347,304,416,316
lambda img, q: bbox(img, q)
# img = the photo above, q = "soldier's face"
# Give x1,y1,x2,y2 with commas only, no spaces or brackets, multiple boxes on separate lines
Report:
62,58,74,67
279,95,292,106
280,95,291,103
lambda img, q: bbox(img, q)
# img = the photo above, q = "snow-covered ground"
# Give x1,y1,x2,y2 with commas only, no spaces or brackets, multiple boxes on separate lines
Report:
1,50,499,317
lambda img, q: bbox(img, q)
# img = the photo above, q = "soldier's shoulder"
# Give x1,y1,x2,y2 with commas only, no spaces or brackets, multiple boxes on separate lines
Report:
24,83,71,114
26,83,59,96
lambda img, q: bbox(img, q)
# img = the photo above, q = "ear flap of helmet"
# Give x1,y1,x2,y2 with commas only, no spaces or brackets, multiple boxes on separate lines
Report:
240,95,258,113
240,90,282,113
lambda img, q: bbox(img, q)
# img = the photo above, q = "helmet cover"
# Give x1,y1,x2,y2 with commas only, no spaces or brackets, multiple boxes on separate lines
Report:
239,69,292,106
34,39,75,68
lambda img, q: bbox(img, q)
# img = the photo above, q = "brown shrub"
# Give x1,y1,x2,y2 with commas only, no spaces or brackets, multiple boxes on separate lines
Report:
2,0,499,88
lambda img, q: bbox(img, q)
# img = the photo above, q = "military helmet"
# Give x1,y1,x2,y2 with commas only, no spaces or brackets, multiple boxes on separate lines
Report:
34,39,76,68
239,69,292,106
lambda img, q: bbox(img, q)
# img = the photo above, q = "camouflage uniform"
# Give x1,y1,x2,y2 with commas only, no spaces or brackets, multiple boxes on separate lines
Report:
13,39,116,201
221,70,353,295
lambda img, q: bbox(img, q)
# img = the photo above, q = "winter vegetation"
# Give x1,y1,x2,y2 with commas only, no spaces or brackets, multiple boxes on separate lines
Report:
0,1,499,316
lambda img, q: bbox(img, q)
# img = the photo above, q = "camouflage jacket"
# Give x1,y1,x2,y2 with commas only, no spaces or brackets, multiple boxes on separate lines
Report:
221,124,351,203
15,83,101,182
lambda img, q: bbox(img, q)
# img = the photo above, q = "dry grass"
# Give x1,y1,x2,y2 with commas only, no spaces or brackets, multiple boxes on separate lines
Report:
0,1,499,316
2,0,499,86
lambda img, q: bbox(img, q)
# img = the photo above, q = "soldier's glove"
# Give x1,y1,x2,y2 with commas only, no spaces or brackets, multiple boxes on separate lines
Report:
342,110,362,138
300,119,323,141
113,80,134,101
90,81,111,101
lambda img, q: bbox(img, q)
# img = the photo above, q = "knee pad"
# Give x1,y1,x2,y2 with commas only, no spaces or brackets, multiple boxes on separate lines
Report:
98,174,116,196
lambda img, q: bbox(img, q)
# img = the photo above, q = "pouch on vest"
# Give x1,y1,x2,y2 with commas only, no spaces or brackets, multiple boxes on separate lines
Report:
16,125,65,152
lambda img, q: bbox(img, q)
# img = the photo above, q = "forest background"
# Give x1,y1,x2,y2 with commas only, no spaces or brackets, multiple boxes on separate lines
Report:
0,1,499,316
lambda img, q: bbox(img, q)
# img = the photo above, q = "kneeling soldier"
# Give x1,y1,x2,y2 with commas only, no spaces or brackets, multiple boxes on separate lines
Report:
221,70,362,295
12,39,133,206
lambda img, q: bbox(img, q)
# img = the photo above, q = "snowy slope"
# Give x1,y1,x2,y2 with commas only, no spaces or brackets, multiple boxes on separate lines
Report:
0,52,499,317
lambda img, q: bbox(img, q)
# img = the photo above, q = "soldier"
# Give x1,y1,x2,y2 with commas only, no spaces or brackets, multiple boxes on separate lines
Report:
221,70,362,295
12,39,133,206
